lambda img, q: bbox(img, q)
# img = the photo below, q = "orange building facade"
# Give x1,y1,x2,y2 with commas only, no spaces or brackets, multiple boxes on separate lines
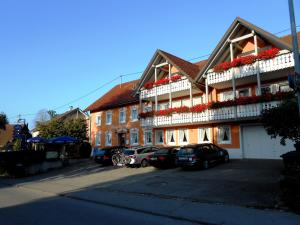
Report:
86,17,299,159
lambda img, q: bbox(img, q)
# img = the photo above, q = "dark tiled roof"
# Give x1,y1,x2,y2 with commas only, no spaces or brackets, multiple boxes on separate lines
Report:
159,50,200,80
85,80,139,112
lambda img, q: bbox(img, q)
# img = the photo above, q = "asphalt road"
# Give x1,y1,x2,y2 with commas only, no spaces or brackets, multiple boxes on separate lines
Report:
0,185,198,225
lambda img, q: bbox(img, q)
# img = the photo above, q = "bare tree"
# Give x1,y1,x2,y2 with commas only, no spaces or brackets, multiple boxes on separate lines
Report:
34,109,51,125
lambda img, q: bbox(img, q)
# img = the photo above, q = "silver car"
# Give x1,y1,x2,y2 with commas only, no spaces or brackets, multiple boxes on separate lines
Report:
124,147,158,167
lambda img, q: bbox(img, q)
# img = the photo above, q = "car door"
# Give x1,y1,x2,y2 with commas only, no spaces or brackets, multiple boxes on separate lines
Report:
211,144,226,160
201,144,217,161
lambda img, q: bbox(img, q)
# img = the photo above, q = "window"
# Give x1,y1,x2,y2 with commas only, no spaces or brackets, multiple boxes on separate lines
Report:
166,130,176,145
221,91,234,101
237,88,251,97
131,106,138,121
106,110,112,125
217,126,231,144
119,108,126,124
95,114,101,126
130,128,139,145
105,131,112,146
95,132,101,146
155,130,164,144
144,105,152,112
198,128,211,143
179,129,189,145
144,130,152,145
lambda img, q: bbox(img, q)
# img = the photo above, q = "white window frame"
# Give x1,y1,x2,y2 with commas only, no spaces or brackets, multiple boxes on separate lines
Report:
155,130,164,145
105,131,112,146
95,132,101,146
131,106,138,121
95,113,102,126
119,108,126,124
144,129,153,145
198,127,211,143
166,129,176,145
130,128,139,146
106,110,112,125
237,88,251,98
217,126,231,144
178,129,189,145
221,91,234,101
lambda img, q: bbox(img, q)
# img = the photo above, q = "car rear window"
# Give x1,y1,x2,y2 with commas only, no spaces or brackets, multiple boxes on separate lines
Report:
156,149,170,154
124,150,135,155
178,147,195,154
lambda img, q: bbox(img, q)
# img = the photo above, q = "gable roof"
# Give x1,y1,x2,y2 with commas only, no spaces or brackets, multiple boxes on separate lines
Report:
195,17,295,82
85,80,139,112
135,49,203,93
56,107,87,121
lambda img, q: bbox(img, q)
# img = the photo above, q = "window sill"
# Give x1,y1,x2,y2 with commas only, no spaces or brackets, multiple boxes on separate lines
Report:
131,119,138,122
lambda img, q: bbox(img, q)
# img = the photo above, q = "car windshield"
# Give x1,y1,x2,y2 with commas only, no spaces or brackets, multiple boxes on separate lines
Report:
178,147,195,155
124,150,135,155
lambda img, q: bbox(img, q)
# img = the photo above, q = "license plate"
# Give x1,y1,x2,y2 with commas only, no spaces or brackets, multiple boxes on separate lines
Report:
179,157,187,160
151,157,157,160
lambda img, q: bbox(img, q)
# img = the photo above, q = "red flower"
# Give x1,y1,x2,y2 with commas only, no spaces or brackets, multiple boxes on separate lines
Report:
214,61,232,72
170,75,182,82
257,48,280,60
144,82,154,89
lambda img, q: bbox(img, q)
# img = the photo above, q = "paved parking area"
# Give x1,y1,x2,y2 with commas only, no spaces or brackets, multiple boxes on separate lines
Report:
91,159,283,209
2,159,284,209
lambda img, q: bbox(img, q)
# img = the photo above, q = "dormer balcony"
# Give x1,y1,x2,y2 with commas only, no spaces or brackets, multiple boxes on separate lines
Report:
207,50,294,87
140,77,192,100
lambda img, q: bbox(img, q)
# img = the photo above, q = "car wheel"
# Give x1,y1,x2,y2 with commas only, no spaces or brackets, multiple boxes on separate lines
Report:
141,159,148,167
223,154,230,163
202,160,209,169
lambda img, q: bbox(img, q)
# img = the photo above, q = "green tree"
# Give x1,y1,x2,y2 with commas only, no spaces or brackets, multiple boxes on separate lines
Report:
64,118,87,141
261,99,300,148
37,118,87,141
0,112,8,130
13,139,22,151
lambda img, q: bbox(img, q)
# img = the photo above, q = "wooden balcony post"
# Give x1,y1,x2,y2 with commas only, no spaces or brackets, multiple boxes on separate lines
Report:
254,34,262,96
190,82,193,123
168,63,172,108
154,67,158,111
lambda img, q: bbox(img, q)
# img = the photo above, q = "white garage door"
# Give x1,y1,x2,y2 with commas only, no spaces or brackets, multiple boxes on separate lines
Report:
242,126,293,159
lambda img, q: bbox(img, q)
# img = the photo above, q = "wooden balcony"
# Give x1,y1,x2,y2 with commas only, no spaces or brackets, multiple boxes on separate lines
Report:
140,78,191,99
141,101,280,127
207,52,294,85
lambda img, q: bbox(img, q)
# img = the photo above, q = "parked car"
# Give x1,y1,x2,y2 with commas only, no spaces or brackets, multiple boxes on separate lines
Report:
176,143,229,169
94,146,127,165
149,146,179,168
124,146,158,167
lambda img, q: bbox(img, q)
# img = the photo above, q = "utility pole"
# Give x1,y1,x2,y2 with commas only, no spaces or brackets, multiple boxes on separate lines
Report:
288,0,300,117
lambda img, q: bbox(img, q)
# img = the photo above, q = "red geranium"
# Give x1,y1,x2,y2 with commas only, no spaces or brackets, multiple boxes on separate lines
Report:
214,61,232,72
257,48,280,60
170,75,182,82
144,82,154,89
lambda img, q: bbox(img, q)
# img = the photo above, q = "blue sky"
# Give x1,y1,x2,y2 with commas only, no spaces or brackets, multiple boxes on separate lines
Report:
1,0,299,128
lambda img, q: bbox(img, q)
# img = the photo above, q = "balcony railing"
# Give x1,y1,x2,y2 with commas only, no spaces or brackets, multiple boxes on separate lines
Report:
207,52,294,85
140,79,191,99
141,101,280,127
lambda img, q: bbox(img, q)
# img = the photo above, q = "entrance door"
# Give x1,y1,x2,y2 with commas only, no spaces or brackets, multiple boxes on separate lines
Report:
118,133,126,146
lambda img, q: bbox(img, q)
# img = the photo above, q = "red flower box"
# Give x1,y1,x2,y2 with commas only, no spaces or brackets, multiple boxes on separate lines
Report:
213,48,280,73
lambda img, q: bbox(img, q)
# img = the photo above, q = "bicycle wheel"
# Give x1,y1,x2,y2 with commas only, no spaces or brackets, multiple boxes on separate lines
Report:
112,154,119,166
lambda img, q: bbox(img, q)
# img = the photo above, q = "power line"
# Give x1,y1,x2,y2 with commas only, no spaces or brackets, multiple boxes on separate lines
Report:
10,25,300,120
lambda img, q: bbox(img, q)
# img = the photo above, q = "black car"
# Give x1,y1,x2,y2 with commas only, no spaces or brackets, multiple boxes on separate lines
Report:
94,146,126,165
149,147,179,168
176,143,229,169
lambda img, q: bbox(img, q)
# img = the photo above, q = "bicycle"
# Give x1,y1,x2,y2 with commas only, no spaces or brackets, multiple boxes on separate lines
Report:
112,150,130,166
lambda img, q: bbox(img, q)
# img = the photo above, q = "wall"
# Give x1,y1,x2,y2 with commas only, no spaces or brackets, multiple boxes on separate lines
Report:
90,103,143,148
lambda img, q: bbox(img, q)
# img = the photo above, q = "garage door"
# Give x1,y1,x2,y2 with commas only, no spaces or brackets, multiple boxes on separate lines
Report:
242,126,293,159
